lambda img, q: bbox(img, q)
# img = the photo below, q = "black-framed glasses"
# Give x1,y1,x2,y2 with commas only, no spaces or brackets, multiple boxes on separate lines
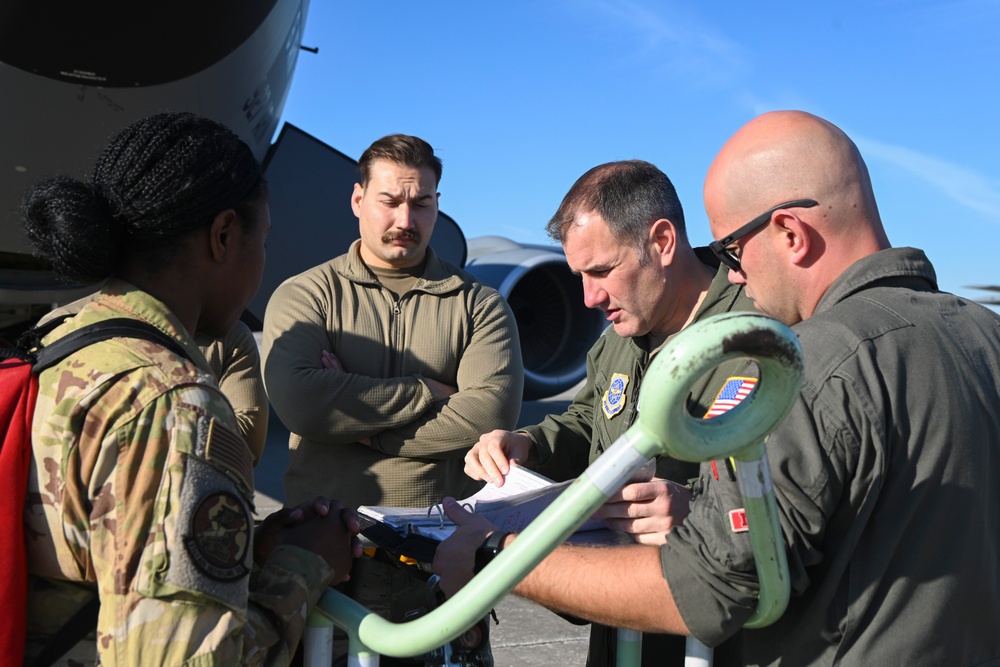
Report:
709,199,819,272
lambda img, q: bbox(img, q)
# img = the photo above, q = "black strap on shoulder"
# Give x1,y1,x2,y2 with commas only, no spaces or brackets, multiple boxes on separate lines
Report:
27,595,100,667
1,315,69,363
32,318,190,372
22,319,189,666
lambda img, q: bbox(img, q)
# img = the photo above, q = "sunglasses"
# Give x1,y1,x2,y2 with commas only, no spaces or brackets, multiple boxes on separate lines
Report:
709,199,819,272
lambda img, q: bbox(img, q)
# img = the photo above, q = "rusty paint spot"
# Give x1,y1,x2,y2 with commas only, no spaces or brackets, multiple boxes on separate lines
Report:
721,328,800,369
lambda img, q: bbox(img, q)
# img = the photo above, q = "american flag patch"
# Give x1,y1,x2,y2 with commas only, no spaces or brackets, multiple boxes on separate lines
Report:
704,376,757,418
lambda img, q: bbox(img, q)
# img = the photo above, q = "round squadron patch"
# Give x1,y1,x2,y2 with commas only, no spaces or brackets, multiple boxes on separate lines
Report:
184,491,251,581
601,373,630,419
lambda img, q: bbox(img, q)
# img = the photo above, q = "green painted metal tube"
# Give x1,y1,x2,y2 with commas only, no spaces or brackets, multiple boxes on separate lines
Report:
617,628,643,665
630,311,802,630
308,312,803,664
733,457,790,629
302,612,334,667
633,312,803,465
318,477,615,659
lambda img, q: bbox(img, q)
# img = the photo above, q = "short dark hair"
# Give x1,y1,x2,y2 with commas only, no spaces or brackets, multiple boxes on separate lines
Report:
357,134,442,186
546,160,686,263
22,112,265,283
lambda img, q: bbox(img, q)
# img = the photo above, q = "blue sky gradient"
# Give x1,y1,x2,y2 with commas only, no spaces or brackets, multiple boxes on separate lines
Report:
278,1,1000,306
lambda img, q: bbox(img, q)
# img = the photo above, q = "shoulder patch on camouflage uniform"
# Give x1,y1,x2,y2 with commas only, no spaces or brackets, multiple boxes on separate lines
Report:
601,373,629,419
199,416,255,500
147,456,251,609
184,491,251,582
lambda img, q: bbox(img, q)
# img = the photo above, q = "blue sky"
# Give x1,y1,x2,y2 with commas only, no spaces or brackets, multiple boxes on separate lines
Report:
277,0,1000,306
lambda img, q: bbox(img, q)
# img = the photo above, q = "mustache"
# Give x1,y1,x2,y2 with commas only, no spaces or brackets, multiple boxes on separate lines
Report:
382,229,421,244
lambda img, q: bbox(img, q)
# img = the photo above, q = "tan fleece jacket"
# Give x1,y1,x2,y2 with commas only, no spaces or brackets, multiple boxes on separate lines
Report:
263,241,524,508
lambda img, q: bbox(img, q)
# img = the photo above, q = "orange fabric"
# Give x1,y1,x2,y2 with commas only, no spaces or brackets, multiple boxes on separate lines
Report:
0,356,36,667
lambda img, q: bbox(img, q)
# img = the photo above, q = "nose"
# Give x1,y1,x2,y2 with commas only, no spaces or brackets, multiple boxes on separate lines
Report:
394,203,417,229
727,267,747,286
582,275,607,309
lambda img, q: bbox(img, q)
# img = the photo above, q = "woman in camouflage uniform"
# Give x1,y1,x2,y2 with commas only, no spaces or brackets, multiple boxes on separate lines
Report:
20,112,358,666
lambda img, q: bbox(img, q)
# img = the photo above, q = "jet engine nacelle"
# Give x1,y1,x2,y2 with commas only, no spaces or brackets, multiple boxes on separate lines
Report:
465,236,606,400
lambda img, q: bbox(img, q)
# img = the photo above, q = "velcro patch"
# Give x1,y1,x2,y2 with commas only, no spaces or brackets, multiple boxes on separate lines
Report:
184,491,251,581
704,376,757,418
200,417,254,499
729,508,749,533
601,373,630,419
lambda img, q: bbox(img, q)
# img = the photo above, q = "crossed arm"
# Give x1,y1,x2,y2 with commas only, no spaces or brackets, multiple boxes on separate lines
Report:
263,279,523,458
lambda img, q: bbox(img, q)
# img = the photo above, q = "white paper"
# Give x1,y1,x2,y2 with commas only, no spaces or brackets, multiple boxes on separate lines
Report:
358,463,605,541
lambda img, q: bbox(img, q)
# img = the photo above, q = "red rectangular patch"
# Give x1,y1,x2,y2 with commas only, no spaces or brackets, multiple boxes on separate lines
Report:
729,508,749,533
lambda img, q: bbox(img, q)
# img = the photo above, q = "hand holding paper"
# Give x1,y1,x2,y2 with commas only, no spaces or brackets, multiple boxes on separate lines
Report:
464,429,536,486
431,497,498,597
358,464,606,546
594,478,691,545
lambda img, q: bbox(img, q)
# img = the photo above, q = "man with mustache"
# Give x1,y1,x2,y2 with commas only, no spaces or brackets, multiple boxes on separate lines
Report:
262,134,523,662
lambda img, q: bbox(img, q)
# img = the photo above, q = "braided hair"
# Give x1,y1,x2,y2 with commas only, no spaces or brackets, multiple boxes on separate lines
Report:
22,112,265,283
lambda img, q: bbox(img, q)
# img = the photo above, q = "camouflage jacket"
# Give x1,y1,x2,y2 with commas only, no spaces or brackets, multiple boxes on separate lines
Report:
39,291,269,464
23,279,333,666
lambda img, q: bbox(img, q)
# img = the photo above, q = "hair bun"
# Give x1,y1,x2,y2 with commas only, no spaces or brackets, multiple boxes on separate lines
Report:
22,176,122,283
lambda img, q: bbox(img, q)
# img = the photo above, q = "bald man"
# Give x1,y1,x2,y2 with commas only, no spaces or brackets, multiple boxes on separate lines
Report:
434,111,1000,666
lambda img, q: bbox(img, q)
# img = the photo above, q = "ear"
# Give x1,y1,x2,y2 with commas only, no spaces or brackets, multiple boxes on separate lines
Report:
650,218,678,265
208,209,239,263
351,183,364,218
772,211,811,266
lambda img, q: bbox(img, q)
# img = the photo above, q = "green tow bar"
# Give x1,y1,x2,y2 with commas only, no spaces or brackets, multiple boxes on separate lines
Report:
305,312,804,667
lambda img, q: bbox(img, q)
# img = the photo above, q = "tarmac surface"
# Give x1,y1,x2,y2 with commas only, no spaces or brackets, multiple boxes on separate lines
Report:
253,384,591,666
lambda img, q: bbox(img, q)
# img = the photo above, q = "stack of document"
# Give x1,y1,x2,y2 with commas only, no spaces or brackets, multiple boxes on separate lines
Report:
358,465,607,542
